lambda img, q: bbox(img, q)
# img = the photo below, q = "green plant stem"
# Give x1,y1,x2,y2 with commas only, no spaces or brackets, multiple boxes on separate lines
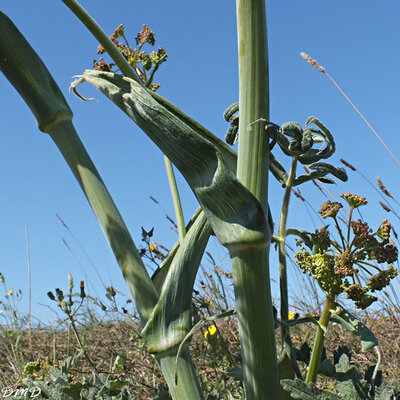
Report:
164,155,186,241
278,158,302,386
68,313,98,372
234,0,279,398
61,0,141,84
48,120,158,323
48,120,203,400
157,349,204,400
305,294,335,384
279,158,297,346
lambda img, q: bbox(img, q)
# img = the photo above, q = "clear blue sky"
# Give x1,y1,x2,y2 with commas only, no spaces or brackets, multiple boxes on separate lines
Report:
1,1,399,323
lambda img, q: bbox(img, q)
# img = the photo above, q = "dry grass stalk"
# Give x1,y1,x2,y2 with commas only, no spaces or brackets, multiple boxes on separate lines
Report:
377,176,393,198
301,52,400,168
292,189,305,202
379,201,391,212
340,158,356,172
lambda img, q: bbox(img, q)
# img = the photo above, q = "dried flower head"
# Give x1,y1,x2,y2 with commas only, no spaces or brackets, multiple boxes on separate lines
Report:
340,193,367,208
111,24,125,39
319,200,343,219
136,24,155,46
377,219,391,242
366,266,398,292
296,194,398,309
93,58,112,72
334,249,355,277
300,52,326,73
311,227,331,251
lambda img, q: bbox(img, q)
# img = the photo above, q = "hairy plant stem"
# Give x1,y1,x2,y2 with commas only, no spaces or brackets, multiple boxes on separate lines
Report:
305,294,336,383
164,156,186,241
235,0,279,398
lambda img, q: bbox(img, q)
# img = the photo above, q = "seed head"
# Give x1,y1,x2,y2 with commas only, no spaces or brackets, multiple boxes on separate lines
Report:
340,193,367,209
377,177,392,198
340,158,356,171
136,24,155,46
379,201,391,212
300,52,326,73
319,200,343,219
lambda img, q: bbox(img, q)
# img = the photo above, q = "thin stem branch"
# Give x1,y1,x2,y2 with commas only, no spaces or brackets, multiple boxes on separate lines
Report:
164,156,186,242
305,294,335,383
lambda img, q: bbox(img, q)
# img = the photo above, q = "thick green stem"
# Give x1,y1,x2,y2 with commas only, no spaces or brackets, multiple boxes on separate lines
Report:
157,349,204,400
234,1,279,398
305,294,335,384
49,121,202,400
164,156,186,242
231,247,278,399
49,120,158,323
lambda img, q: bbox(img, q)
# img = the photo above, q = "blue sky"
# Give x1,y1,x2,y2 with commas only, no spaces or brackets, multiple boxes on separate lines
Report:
1,1,399,323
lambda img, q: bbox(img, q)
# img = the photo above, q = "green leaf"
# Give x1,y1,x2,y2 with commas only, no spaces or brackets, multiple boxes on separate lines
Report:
72,70,271,252
142,212,212,354
331,306,378,351
280,378,342,399
0,11,73,132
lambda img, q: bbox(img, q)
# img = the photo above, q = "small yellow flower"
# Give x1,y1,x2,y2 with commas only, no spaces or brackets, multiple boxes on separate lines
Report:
149,244,155,252
288,311,295,320
6,289,13,297
204,325,217,339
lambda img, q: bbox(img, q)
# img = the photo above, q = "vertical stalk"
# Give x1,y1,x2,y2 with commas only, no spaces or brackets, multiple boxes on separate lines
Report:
49,121,203,399
305,294,335,383
234,0,279,398
278,159,302,396
279,158,297,346
164,156,186,241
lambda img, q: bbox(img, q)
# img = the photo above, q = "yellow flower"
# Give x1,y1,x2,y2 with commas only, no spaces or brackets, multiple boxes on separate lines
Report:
149,242,158,252
204,325,217,339
288,311,295,320
6,289,13,297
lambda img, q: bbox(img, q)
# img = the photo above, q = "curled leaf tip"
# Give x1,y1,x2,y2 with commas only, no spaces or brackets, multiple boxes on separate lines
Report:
69,75,98,102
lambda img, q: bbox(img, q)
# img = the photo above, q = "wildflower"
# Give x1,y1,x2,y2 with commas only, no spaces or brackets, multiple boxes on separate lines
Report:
6,289,13,297
204,325,217,339
288,311,296,320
